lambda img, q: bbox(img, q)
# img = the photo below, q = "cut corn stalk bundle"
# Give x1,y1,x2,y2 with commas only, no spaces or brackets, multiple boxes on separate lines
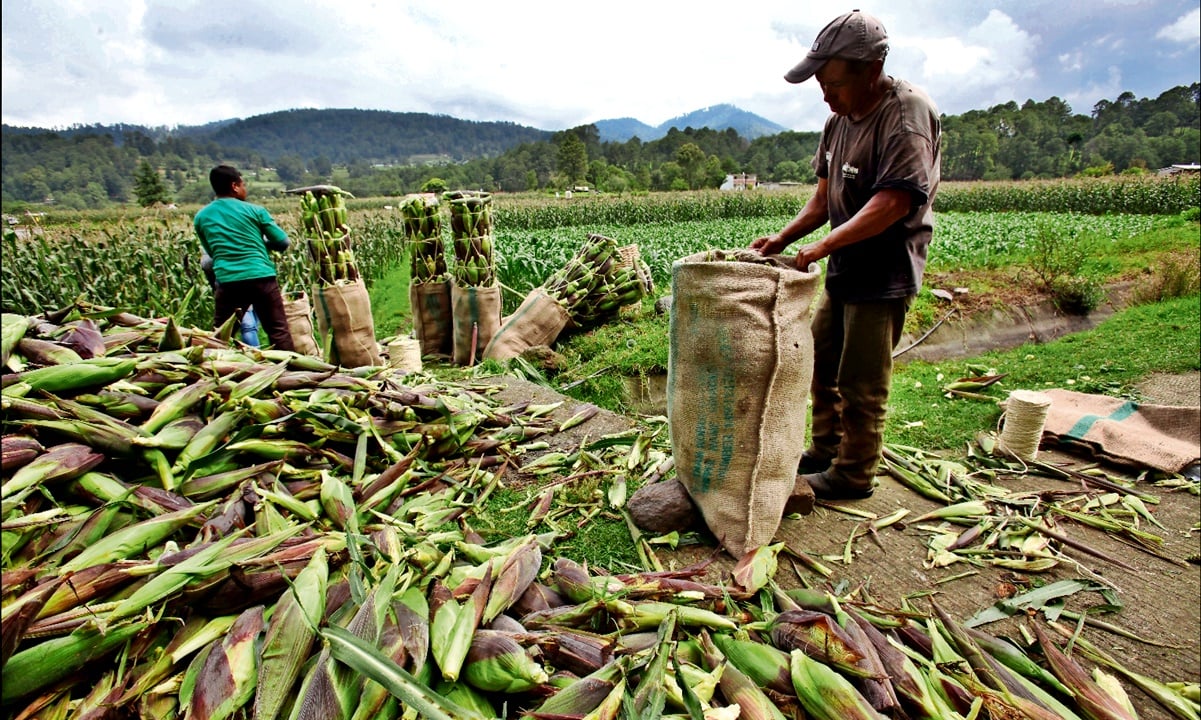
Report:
295,187,361,286
443,190,496,288
540,233,647,328
401,193,449,283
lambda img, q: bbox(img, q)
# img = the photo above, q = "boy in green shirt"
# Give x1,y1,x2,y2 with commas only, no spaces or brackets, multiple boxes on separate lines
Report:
193,165,295,351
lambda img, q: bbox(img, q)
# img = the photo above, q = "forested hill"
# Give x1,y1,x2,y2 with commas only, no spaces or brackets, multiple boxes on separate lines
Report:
2,84,1197,209
202,109,553,165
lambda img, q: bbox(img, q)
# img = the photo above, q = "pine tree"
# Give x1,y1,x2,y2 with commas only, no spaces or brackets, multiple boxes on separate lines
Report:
133,160,173,207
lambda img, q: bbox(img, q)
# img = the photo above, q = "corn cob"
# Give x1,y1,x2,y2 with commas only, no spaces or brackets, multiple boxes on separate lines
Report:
14,356,138,394
322,623,489,720
1,442,105,499
769,609,876,678
184,604,264,720
1,434,44,472
482,535,541,623
789,648,888,720
1,313,31,368
59,500,216,572
1,618,148,705
15,337,83,366
462,629,549,693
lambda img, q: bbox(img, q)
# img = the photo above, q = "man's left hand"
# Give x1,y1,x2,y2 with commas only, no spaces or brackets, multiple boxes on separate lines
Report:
793,241,826,271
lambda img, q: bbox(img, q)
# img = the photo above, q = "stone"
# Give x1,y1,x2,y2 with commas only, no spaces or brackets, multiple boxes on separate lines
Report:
627,479,699,534
519,345,566,372
654,295,673,315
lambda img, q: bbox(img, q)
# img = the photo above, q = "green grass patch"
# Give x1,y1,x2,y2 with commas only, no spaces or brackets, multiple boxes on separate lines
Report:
887,294,1200,451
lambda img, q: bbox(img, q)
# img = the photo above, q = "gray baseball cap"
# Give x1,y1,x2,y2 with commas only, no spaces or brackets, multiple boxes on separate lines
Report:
784,10,888,84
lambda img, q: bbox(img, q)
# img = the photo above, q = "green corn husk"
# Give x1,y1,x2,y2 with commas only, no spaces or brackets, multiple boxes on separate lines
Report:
58,500,217,572
1,618,148,705
184,604,264,720
461,629,549,693
711,633,794,697
322,624,489,720
789,649,888,720
254,545,329,720
534,657,627,716
14,356,138,394
118,614,239,706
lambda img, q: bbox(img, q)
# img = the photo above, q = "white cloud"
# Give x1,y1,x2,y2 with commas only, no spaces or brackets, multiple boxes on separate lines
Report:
1157,8,1201,44
1,1,1197,132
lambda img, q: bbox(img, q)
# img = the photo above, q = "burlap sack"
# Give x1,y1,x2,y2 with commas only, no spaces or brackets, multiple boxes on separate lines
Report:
483,288,570,361
1041,388,1200,472
450,281,502,366
313,279,382,368
409,281,453,358
667,249,821,557
283,291,321,357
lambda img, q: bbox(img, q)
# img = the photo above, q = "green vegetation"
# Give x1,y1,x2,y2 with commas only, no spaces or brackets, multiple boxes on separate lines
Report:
3,83,1197,210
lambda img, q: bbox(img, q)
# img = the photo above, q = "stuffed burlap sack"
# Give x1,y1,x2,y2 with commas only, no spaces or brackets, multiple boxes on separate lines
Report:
283,291,321,357
313,279,382,368
451,281,502,366
410,281,453,358
668,249,821,557
483,288,570,361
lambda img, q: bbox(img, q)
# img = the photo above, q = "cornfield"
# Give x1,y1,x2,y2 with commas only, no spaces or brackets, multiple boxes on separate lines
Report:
2,209,406,329
3,176,1196,323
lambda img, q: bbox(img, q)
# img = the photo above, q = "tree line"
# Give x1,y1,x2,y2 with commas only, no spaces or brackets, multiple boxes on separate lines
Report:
2,84,1196,210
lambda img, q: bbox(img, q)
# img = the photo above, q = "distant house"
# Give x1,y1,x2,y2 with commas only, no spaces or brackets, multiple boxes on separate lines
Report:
1157,163,1201,176
720,173,757,191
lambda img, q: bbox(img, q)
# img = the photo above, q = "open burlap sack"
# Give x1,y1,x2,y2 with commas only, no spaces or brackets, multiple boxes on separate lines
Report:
409,281,453,358
451,281,502,366
283,291,321,357
313,279,382,368
668,249,821,557
483,288,570,361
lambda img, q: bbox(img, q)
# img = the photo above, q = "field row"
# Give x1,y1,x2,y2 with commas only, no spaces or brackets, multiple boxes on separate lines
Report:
2,210,1171,328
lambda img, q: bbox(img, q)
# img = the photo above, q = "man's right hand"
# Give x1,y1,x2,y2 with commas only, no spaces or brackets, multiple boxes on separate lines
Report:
751,234,786,255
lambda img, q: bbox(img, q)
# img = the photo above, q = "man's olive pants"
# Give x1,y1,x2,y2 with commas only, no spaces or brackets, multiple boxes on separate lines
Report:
807,292,912,487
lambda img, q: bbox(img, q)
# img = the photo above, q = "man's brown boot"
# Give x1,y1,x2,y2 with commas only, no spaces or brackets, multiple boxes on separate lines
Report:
801,470,875,500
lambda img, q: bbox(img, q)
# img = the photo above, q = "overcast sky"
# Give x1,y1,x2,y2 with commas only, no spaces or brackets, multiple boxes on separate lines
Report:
2,0,1198,134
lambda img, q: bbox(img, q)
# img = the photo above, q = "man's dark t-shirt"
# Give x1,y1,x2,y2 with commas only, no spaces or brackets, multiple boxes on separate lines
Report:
813,77,941,302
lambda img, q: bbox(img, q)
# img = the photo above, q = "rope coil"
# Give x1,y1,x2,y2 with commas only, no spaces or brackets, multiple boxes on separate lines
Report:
998,389,1053,461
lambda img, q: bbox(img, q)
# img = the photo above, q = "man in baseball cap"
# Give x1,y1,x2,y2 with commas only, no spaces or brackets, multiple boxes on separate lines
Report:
752,10,941,506
785,10,889,84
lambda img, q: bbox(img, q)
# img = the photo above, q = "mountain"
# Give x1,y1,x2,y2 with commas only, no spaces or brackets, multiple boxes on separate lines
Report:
594,104,788,143
593,117,660,144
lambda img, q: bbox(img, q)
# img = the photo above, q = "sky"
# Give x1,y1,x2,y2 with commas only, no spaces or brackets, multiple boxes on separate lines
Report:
2,0,1198,134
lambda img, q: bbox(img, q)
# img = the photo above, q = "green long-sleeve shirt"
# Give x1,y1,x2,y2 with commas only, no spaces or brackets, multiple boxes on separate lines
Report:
193,197,290,283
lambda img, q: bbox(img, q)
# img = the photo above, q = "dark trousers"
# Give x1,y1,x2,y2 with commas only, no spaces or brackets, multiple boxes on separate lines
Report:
808,292,912,485
214,276,294,351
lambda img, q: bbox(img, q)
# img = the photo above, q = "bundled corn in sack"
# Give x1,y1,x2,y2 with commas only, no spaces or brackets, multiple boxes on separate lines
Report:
291,185,381,368
486,233,647,362
402,192,453,358
667,249,821,557
444,190,501,366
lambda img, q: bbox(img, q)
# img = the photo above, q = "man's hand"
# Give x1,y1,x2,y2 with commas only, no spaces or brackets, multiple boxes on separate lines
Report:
792,240,827,271
751,233,788,255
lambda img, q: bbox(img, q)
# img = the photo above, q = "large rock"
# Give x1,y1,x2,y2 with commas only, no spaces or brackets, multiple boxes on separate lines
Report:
627,479,699,534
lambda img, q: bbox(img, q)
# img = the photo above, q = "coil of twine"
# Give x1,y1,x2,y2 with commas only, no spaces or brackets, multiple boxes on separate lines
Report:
998,389,1053,461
